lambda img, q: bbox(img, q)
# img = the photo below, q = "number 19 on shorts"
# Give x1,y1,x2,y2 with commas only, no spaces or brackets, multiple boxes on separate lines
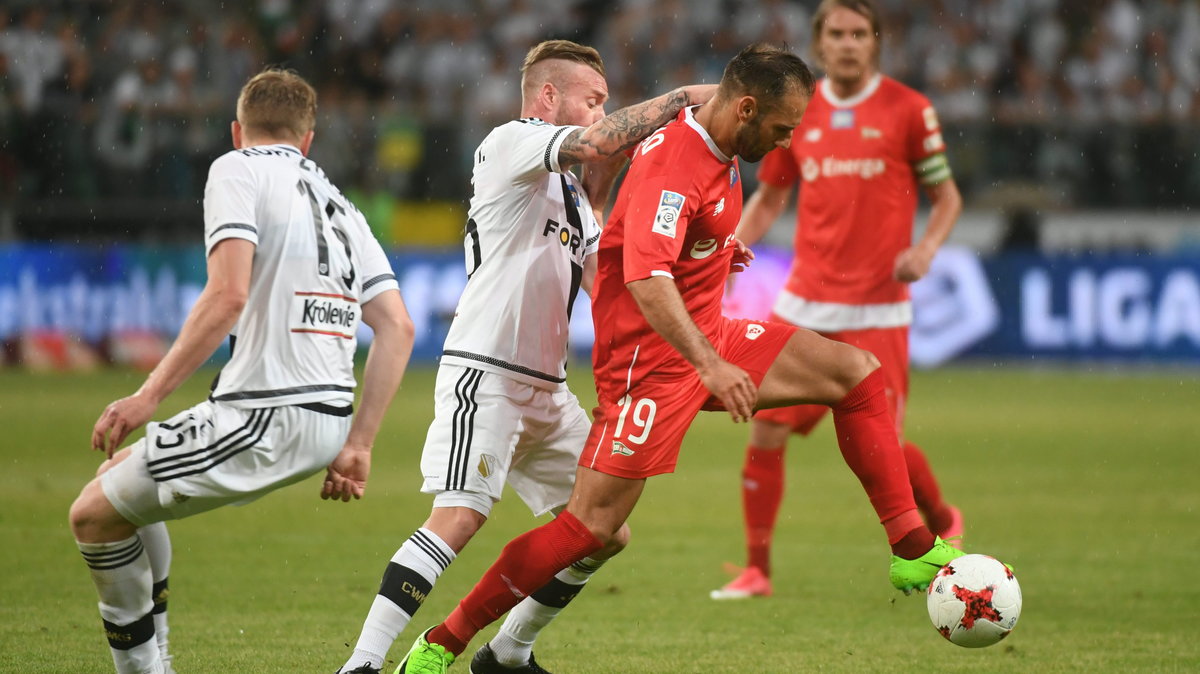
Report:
613,395,657,453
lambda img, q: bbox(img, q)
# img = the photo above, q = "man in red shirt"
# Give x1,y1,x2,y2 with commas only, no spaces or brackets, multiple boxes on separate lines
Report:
396,43,968,673
712,0,966,601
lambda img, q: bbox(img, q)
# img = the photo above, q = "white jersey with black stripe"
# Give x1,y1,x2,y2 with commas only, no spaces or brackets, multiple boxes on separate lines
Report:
440,119,602,390
202,143,399,408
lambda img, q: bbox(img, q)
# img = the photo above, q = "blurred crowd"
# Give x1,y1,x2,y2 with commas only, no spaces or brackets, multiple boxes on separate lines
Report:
2,0,1199,238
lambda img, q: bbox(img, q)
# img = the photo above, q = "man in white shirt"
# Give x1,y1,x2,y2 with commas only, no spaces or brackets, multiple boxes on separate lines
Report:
338,40,714,674
69,68,414,674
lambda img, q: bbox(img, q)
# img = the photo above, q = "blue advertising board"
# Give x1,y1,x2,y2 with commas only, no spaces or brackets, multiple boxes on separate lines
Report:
2,244,1198,367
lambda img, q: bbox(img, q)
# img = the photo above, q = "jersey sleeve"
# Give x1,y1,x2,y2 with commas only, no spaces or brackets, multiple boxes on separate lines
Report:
907,96,953,186
499,120,584,184
357,226,400,304
621,164,698,283
755,145,799,187
203,152,259,255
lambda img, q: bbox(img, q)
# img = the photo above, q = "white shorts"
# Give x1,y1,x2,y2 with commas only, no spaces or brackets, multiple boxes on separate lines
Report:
420,364,590,517
101,400,351,527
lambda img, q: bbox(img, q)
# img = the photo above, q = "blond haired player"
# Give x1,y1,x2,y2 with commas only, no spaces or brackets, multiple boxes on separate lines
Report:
69,69,413,674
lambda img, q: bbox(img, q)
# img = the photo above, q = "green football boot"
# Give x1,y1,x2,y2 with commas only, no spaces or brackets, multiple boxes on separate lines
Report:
395,628,456,674
889,536,966,595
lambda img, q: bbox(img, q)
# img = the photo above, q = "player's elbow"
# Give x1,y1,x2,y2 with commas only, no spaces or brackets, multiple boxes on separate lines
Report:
371,309,416,349
209,285,248,315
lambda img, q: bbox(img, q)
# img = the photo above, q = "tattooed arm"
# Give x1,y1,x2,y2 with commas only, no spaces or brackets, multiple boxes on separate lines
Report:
558,84,718,169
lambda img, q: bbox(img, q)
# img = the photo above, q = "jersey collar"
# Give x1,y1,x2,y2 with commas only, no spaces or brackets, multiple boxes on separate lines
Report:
819,73,882,108
683,105,732,163
263,143,302,155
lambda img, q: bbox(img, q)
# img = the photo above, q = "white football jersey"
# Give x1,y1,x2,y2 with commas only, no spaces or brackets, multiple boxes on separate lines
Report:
203,143,399,408
440,119,602,390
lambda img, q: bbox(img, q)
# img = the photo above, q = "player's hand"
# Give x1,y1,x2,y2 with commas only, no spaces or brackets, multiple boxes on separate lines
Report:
894,244,935,282
730,238,754,274
92,393,157,458
698,359,758,423
322,443,371,502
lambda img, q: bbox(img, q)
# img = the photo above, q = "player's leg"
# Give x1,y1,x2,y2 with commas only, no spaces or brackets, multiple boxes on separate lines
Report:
93,455,175,673
400,466,641,671
711,417,791,600
481,393,631,671
753,326,963,590
70,447,163,674
342,366,514,673
859,326,963,542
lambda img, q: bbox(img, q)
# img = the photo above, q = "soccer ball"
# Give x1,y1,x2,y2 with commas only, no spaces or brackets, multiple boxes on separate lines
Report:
926,554,1021,648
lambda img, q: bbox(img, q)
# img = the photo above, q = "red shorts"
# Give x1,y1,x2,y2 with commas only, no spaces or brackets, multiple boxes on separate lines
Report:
580,317,796,479
754,319,910,437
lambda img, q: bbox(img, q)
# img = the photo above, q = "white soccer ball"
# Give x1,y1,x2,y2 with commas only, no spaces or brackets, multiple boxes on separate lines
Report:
926,553,1022,648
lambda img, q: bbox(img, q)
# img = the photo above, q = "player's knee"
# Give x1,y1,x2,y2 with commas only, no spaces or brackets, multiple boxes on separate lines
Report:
424,506,487,553
68,490,100,540
596,523,630,559
837,345,881,393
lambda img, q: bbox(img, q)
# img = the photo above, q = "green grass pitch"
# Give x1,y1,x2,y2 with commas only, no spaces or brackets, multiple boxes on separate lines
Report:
1,366,1197,672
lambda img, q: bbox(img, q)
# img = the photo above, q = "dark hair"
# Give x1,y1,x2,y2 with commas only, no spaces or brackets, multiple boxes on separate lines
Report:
811,0,882,63
718,43,816,109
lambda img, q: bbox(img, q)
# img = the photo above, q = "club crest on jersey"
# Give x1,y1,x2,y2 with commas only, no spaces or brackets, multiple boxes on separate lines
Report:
804,128,822,142
831,109,855,129
652,190,685,238
290,291,358,339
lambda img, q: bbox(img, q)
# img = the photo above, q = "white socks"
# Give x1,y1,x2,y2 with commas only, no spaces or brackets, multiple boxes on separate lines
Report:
78,534,163,674
343,529,456,671
488,556,607,667
138,522,173,671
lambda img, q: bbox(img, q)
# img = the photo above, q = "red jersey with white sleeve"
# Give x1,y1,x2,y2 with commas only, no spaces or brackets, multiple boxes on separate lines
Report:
758,74,952,332
591,106,744,397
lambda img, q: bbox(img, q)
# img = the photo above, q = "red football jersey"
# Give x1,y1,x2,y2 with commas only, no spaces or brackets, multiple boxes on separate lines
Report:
592,107,743,396
758,75,950,313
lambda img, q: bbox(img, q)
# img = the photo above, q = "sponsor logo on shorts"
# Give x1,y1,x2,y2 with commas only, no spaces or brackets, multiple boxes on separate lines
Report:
171,490,190,503
652,190,685,238
745,324,765,340
611,441,635,456
689,238,719,260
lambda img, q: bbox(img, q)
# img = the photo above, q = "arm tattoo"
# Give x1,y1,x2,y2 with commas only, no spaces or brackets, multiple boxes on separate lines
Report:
558,88,691,169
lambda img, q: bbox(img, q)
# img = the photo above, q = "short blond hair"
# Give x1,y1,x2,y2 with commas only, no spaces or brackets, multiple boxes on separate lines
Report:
236,68,317,141
521,39,605,81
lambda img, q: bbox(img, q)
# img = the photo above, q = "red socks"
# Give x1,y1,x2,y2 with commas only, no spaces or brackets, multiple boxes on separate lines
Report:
741,445,785,577
902,442,954,534
832,369,929,554
432,510,602,655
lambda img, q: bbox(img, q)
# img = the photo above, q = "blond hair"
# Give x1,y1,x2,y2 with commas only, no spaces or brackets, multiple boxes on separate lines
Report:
521,40,605,79
236,68,317,141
